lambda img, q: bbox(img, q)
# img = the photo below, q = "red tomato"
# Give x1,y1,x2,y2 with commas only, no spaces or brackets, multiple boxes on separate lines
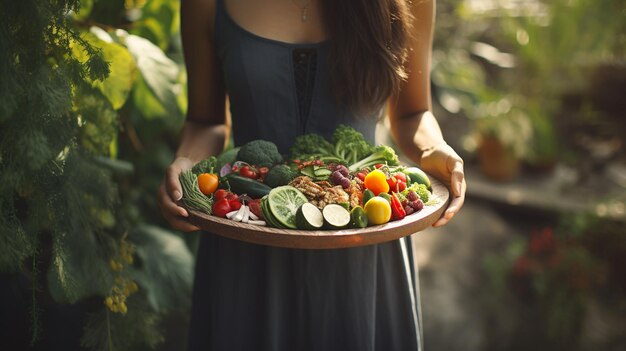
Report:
356,172,367,181
374,164,384,169
240,165,258,179
214,189,229,201
225,192,239,201
397,180,407,192
229,199,242,211
258,167,269,175
393,173,407,183
212,198,232,218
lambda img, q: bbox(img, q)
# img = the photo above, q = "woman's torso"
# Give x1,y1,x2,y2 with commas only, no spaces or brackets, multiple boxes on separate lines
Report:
215,0,382,153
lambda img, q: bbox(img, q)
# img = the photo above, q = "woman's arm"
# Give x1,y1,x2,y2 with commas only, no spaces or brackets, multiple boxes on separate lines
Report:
388,0,466,227
158,0,227,231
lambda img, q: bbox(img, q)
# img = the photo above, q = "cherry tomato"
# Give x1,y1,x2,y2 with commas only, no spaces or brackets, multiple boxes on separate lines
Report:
258,167,269,175
397,180,407,192
212,198,232,217
229,199,242,211
374,164,384,169
240,165,258,179
393,173,407,183
197,173,219,195
214,189,229,201
225,192,239,201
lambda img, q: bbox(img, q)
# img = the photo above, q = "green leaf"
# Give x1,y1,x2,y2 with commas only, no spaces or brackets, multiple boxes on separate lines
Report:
132,74,168,119
88,28,138,110
118,31,182,119
127,225,193,312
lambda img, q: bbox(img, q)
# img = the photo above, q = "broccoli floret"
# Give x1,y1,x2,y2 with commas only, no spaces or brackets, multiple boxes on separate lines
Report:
348,145,400,173
264,164,297,188
192,156,217,175
332,125,374,165
402,183,430,203
237,140,283,167
290,134,341,162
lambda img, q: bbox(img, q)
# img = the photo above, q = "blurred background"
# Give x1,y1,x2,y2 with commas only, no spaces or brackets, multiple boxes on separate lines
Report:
0,0,624,350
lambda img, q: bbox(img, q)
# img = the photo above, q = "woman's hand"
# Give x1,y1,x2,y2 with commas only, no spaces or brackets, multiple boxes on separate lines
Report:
419,143,466,227
157,156,201,232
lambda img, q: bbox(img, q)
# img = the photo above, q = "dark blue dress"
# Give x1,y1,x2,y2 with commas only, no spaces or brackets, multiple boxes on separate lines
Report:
187,1,423,350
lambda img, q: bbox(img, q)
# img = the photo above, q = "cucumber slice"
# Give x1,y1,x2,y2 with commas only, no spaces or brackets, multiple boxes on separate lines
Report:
322,204,351,229
295,203,324,230
267,186,309,229
261,196,285,228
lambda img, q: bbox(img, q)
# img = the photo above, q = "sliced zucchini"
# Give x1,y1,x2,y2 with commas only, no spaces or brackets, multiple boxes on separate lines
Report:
295,203,324,230
322,204,351,229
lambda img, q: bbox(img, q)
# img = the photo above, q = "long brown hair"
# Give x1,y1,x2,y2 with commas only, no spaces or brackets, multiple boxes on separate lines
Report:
321,0,413,114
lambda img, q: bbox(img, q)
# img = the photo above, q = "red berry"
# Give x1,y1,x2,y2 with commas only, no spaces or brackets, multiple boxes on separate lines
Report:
411,199,424,211
404,205,415,215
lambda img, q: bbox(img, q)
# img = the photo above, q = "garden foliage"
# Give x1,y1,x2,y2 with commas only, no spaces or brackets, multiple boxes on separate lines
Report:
0,0,192,350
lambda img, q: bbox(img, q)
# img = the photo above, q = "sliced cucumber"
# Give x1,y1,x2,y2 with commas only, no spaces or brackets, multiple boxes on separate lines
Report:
295,203,324,230
322,204,351,229
313,167,332,178
261,196,285,229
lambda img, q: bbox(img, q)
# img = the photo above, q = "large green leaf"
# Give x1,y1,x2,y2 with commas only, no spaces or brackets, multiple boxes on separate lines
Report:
132,74,168,119
127,225,193,312
72,28,137,110
117,30,182,119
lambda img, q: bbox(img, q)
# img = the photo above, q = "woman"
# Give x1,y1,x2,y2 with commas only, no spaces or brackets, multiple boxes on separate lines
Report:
158,0,466,350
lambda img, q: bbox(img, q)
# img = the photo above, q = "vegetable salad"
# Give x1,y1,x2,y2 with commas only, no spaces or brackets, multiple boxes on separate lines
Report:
180,125,434,230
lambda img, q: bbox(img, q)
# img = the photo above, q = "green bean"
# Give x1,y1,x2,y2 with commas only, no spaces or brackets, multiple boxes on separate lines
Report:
179,170,214,214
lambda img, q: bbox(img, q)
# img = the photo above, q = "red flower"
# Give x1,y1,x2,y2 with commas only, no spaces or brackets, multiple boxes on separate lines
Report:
529,227,556,256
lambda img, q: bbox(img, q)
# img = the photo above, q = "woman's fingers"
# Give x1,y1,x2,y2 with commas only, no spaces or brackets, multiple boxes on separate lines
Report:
165,164,184,202
157,183,199,231
432,156,466,227
162,208,200,232
449,158,465,196
432,178,466,227
157,157,202,232
165,157,193,202
158,182,189,217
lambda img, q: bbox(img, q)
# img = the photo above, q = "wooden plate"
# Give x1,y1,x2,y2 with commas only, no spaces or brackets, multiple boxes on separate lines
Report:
185,176,450,249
